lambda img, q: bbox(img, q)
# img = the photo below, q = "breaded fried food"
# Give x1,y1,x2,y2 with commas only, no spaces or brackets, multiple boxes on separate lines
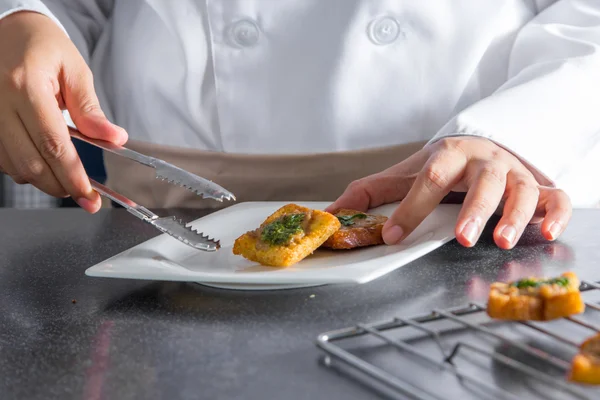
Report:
569,333,600,385
321,209,387,250
486,271,584,321
233,204,341,267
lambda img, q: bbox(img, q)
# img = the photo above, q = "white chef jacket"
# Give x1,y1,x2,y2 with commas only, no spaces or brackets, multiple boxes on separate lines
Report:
1,0,600,207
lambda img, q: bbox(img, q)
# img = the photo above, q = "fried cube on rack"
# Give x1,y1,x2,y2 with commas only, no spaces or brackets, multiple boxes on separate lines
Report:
233,204,341,267
486,272,585,321
321,209,387,250
569,333,600,385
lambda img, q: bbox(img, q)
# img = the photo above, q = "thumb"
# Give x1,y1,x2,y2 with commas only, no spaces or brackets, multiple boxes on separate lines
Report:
61,62,128,145
326,151,428,213
325,171,415,214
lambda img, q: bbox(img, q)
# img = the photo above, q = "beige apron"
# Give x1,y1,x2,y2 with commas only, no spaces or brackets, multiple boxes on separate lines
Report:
103,140,427,209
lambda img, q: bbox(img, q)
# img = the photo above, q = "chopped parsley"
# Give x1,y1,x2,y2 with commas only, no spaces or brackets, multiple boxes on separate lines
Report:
511,276,570,289
338,213,367,226
261,213,305,245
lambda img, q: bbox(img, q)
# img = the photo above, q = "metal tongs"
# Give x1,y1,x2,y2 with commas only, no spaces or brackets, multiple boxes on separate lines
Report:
68,126,236,252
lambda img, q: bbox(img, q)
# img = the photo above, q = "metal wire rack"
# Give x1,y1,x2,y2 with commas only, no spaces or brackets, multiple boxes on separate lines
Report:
316,280,600,400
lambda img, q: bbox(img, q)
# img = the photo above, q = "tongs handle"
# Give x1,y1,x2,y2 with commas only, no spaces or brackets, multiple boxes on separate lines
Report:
89,178,157,222
68,123,235,202
68,126,155,168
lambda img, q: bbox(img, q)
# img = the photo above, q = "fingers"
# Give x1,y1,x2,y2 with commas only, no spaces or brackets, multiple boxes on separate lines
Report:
493,184,570,248
454,163,508,247
16,79,101,212
0,12,112,212
0,113,66,197
493,172,539,249
537,187,572,241
61,62,127,145
382,147,467,244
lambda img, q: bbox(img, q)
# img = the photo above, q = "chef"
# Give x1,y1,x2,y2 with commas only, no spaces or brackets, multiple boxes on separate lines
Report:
0,0,599,250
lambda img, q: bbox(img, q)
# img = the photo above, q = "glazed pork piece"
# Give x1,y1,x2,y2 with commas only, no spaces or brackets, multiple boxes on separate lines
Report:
321,209,388,250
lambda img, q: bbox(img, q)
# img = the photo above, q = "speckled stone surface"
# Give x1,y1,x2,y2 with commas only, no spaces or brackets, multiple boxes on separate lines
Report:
1,208,600,400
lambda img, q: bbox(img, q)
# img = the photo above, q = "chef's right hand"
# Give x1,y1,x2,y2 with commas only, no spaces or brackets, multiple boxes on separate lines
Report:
0,11,127,212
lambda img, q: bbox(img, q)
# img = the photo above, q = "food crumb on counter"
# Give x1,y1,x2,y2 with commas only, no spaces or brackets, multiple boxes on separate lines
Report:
309,294,315,298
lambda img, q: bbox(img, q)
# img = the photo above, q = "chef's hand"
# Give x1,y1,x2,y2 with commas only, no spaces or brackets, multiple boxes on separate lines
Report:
0,12,127,212
327,137,572,250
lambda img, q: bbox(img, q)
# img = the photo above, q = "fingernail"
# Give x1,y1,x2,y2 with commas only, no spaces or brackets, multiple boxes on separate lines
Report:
500,225,517,244
461,218,481,245
384,225,404,245
548,221,562,240
76,197,98,213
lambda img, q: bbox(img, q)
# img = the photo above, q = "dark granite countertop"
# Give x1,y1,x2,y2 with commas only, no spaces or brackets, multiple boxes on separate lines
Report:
1,208,600,400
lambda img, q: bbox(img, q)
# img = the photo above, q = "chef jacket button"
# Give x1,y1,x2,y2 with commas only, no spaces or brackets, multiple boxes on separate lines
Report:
229,19,260,47
368,16,401,45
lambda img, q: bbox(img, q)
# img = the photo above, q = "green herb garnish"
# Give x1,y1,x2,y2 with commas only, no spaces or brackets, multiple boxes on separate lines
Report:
260,213,305,245
338,213,367,226
511,276,569,289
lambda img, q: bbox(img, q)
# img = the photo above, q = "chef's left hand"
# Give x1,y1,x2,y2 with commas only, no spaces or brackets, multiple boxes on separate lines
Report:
327,137,571,249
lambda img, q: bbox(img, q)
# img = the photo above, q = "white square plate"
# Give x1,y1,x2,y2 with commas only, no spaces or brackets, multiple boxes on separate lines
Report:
86,202,460,290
